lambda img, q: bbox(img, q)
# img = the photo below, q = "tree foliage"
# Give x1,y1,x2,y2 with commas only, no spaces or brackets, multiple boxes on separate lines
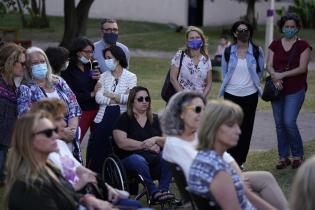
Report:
289,0,315,28
0,0,49,28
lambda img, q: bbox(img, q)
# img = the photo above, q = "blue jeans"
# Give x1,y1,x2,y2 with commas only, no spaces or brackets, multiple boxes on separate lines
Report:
271,89,305,158
121,153,172,195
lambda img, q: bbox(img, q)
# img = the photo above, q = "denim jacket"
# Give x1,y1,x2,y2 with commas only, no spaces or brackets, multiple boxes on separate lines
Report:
219,42,264,96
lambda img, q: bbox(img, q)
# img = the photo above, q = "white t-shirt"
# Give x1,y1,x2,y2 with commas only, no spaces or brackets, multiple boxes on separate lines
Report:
48,140,81,184
163,135,234,179
45,89,60,99
225,58,257,96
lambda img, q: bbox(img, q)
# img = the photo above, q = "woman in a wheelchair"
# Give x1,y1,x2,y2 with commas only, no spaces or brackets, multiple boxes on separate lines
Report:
113,86,175,203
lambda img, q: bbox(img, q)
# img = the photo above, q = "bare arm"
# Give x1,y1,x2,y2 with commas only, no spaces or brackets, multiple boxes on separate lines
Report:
270,48,311,80
202,70,212,98
113,129,144,151
266,49,283,90
170,65,183,92
210,171,242,210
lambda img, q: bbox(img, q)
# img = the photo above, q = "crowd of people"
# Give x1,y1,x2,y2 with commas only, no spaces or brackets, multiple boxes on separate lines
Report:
0,12,313,210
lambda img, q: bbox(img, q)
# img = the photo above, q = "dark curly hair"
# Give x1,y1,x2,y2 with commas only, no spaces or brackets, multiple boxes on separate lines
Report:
278,12,301,33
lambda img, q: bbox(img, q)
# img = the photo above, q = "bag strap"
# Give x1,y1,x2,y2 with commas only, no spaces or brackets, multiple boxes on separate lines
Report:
285,40,299,70
176,50,185,79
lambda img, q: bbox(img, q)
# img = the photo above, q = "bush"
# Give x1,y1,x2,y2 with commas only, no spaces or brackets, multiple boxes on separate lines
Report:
289,0,315,29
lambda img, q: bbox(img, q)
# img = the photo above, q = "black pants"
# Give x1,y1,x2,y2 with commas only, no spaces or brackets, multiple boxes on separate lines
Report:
87,106,120,174
224,92,258,165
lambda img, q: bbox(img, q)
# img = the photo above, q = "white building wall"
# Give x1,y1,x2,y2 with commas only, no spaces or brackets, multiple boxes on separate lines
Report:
46,0,291,26
204,1,291,26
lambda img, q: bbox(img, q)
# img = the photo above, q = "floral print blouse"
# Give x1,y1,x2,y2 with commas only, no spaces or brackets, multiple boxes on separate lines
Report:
17,75,81,123
171,50,212,93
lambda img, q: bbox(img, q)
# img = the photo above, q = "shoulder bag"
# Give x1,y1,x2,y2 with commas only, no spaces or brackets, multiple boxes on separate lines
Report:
262,40,299,102
161,51,185,102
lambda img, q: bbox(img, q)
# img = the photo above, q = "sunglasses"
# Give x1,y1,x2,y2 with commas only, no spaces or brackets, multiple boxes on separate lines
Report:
136,96,150,103
186,105,203,113
34,127,58,138
237,28,249,33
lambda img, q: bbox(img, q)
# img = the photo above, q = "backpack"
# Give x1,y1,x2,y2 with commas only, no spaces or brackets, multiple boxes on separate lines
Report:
224,44,261,73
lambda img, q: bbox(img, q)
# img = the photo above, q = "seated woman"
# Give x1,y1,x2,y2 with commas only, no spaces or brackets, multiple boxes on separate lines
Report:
4,111,111,210
161,91,288,210
188,100,277,210
29,99,141,208
17,46,82,163
113,86,174,203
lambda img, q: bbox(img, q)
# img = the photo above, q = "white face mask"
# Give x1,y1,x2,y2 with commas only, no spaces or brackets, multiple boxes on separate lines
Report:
79,56,90,64
61,60,69,71
104,58,117,71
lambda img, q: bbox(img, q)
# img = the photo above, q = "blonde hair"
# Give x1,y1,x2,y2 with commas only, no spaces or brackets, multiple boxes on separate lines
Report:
4,112,53,207
290,155,315,210
185,26,209,59
24,46,54,86
197,100,243,150
0,43,25,86
30,98,67,117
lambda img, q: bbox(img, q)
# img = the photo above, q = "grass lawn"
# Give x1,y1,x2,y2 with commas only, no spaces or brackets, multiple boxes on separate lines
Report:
129,57,315,112
1,14,315,208
1,14,315,59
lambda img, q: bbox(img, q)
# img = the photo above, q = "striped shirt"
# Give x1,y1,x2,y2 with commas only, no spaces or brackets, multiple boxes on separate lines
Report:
94,69,137,123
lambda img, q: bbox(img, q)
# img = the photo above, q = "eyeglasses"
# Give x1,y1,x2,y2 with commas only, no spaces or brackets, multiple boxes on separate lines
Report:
111,78,119,92
136,96,150,103
186,105,203,114
237,28,249,33
33,127,58,138
102,28,119,33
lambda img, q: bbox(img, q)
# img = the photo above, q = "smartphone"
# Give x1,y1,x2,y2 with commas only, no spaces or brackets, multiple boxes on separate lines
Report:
92,60,99,70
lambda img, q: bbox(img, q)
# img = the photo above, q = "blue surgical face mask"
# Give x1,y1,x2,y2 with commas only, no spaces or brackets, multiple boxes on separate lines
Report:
103,33,118,45
187,39,203,50
32,63,48,80
282,27,298,39
79,56,90,64
105,58,117,71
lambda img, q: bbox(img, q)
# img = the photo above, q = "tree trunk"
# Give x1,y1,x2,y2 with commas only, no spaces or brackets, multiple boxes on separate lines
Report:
31,0,39,15
16,0,27,27
60,0,94,48
246,0,256,28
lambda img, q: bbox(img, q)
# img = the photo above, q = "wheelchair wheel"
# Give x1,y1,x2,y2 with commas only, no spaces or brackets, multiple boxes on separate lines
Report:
102,155,128,191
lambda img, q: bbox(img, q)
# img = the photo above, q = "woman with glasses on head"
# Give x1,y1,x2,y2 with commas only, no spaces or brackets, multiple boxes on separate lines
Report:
170,26,212,99
4,111,112,210
61,37,101,144
0,43,25,186
266,13,312,169
88,45,136,173
17,46,82,163
113,86,174,204
219,21,264,167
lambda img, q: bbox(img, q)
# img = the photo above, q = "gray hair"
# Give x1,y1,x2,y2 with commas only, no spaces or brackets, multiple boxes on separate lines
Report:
24,46,54,85
160,91,206,136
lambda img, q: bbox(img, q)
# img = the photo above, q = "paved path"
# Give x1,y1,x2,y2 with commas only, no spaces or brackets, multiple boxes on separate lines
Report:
250,111,315,151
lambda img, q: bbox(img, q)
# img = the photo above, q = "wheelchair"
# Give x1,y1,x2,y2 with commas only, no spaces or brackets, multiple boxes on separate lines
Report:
168,162,221,210
101,137,178,209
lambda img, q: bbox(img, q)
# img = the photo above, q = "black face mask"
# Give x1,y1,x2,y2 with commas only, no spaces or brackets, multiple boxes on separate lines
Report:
237,31,250,42
103,33,118,45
